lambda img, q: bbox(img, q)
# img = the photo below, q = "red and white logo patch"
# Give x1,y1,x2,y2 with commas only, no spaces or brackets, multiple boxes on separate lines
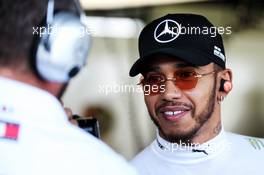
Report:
0,120,20,140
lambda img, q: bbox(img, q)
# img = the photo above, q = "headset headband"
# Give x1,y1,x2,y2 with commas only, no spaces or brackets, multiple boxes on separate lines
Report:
46,0,86,25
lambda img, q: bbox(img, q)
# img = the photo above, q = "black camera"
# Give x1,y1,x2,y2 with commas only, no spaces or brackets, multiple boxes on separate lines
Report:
72,115,100,138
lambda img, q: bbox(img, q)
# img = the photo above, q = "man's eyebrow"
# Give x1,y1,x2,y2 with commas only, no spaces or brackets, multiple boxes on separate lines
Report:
175,63,204,70
142,63,199,74
174,63,197,68
146,63,195,71
143,66,160,73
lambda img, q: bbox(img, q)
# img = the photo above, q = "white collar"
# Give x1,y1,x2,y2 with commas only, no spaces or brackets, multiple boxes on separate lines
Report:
152,128,230,164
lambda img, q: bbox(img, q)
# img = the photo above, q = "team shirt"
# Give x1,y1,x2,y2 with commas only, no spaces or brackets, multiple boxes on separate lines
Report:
132,128,264,175
0,77,138,175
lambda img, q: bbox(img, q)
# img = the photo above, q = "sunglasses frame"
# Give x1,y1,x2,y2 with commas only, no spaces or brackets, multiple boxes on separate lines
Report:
138,70,216,90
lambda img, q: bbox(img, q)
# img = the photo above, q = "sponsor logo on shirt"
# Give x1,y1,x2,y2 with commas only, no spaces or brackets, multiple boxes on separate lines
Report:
0,104,14,114
0,120,20,141
245,137,264,150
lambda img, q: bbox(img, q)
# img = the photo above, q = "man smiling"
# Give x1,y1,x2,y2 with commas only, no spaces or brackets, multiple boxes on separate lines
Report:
129,14,264,175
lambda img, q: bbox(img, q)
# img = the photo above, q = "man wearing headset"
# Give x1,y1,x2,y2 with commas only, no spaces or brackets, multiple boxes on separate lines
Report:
0,1,138,175
129,14,264,175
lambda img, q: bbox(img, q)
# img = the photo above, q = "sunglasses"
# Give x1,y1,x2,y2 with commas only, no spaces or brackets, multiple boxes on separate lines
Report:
138,70,215,95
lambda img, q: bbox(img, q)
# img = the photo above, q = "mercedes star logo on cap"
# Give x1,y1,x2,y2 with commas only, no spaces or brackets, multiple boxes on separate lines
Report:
154,19,181,43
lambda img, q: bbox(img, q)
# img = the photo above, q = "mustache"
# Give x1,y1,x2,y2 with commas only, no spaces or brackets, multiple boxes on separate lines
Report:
156,101,193,112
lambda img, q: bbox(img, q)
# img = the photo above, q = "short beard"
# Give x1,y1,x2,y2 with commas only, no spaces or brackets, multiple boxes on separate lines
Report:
150,77,217,144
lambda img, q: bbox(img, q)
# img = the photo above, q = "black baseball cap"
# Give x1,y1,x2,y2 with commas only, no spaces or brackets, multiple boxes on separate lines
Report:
129,13,226,77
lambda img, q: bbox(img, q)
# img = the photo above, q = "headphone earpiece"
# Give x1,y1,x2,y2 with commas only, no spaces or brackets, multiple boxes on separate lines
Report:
219,79,232,92
219,79,225,92
35,0,90,83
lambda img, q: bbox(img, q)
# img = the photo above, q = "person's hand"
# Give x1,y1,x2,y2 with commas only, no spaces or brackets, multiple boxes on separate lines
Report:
64,107,78,126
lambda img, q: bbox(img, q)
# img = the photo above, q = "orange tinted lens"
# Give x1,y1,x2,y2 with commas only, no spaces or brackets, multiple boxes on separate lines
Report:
175,80,198,90
174,71,198,90
144,75,163,86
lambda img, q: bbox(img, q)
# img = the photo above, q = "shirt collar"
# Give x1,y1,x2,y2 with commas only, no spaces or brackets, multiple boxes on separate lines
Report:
152,128,230,163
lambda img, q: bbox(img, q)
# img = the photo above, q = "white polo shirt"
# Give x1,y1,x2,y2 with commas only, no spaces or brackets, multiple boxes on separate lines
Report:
0,77,138,175
131,129,264,175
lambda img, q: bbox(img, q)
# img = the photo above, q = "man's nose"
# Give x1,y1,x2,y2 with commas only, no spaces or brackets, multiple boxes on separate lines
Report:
161,80,182,101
